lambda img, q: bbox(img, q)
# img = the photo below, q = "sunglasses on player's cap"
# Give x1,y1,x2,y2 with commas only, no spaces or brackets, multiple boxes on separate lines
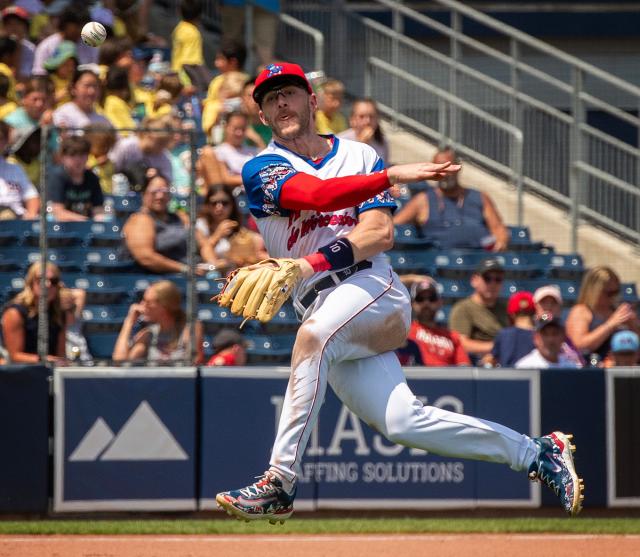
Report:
253,62,314,104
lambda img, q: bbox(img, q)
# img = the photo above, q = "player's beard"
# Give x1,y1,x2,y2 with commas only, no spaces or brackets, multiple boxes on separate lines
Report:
267,104,312,141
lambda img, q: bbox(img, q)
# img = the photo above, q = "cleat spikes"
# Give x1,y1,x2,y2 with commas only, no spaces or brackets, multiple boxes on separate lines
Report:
566,434,573,440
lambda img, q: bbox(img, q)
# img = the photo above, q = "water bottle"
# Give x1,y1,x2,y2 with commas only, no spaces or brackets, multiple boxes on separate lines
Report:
103,197,114,221
46,201,55,222
588,353,601,368
112,173,130,197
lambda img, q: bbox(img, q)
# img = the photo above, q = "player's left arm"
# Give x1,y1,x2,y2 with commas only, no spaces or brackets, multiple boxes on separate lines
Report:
345,207,394,262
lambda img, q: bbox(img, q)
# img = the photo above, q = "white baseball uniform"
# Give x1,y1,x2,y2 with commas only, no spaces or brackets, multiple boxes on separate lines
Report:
243,136,538,490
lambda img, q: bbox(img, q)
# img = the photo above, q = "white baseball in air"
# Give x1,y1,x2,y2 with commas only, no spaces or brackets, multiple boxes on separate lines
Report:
81,21,107,47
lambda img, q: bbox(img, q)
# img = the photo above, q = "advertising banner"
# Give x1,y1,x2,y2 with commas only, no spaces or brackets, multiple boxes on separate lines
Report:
200,367,540,510
54,367,197,511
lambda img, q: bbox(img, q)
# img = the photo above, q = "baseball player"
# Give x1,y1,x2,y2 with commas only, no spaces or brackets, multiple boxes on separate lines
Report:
216,63,583,523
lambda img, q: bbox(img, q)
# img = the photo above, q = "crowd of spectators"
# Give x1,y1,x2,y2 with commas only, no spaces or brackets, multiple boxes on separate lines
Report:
0,0,638,369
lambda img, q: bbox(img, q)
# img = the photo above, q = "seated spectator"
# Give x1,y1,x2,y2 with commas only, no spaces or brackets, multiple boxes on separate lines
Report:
196,184,268,274
397,277,470,366
532,285,583,367
146,72,183,119
207,328,247,366
393,147,509,251
315,79,347,135
43,40,77,107
0,36,18,111
31,6,96,76
47,135,104,221
484,291,535,368
206,70,247,143
123,168,202,275
515,314,581,369
52,67,110,131
566,266,640,362
0,262,66,364
103,66,136,133
1,6,35,80
109,114,174,186
603,330,640,368
198,111,257,192
59,287,92,364
449,257,509,360
202,39,248,137
85,123,117,194
112,280,204,364
339,97,389,162
0,121,39,219
241,76,271,149
2,76,54,131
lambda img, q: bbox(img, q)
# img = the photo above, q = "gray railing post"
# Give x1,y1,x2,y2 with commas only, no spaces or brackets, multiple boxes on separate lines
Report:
391,3,403,129
438,97,447,149
186,129,198,366
449,9,462,145
570,67,584,253
37,125,49,363
331,0,347,82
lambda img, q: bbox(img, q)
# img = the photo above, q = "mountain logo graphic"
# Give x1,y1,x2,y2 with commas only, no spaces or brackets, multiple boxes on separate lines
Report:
69,401,188,461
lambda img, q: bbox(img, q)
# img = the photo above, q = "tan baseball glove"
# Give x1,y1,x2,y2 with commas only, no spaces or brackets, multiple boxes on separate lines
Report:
215,258,302,324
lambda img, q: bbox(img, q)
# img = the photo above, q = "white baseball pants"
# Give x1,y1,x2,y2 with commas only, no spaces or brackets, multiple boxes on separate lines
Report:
269,265,538,489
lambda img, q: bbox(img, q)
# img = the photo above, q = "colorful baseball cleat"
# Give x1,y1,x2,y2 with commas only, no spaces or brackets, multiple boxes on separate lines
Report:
216,471,296,525
528,431,584,516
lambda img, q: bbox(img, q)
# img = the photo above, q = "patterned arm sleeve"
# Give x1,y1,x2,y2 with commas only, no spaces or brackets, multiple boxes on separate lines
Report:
242,154,297,218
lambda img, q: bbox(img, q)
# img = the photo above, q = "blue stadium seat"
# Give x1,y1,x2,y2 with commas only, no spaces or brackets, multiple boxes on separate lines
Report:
0,251,23,272
435,304,452,326
435,278,473,302
501,254,541,279
0,219,37,235
106,274,156,300
621,283,638,303
63,273,130,305
85,332,119,361
260,302,299,334
197,304,243,334
435,251,486,279
554,280,580,305
0,272,25,301
527,253,584,280
388,250,440,274
507,226,546,252
0,231,22,247
87,221,125,247
3,247,85,272
22,230,85,247
245,334,296,364
500,279,520,299
82,304,130,333
196,277,224,303
84,248,135,273
393,225,435,250
111,194,142,219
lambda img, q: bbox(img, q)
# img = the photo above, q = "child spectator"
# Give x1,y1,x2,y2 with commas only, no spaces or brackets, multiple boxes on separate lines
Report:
43,40,77,107
241,77,271,148
315,79,347,135
47,135,105,221
171,0,206,87
198,111,257,192
0,262,67,364
202,39,248,136
398,277,470,366
484,291,536,368
207,329,247,366
0,121,39,219
1,6,35,80
103,66,135,133
339,97,389,162
0,35,18,104
85,123,117,195
147,72,183,119
53,67,110,132
603,330,640,368
112,280,204,365
515,314,581,369
3,76,53,131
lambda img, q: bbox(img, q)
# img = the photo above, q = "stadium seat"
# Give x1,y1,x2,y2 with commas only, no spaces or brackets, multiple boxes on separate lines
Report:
507,226,546,252
84,248,135,274
435,278,473,303
197,304,244,334
393,225,435,250
554,280,580,305
435,252,486,279
85,332,119,361
87,222,125,247
63,274,130,305
0,272,25,301
500,279,520,298
245,334,296,365
106,274,157,300
435,304,452,326
111,194,142,220
0,231,21,247
196,277,224,303
501,254,541,279
82,304,130,333
527,253,584,280
387,250,440,274
3,247,85,272
22,230,85,248
0,219,36,235
621,283,638,303
260,302,299,334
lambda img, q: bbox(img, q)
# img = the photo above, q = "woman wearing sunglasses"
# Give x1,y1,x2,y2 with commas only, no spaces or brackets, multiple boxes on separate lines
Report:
0,261,67,364
196,184,268,275
566,265,640,362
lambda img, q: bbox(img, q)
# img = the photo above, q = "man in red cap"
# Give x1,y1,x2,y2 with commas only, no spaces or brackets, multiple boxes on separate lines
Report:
214,62,583,524
482,291,536,368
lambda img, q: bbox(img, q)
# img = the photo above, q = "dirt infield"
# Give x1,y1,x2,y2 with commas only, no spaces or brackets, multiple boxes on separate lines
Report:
1,534,640,557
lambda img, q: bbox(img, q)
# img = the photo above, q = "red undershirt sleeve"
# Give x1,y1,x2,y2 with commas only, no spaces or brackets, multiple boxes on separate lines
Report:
279,170,391,212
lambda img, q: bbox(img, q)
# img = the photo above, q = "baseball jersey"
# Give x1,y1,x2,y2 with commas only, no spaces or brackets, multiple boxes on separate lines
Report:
407,321,471,366
242,136,396,298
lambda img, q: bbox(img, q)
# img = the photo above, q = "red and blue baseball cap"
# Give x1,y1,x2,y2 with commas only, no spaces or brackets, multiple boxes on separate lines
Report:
253,62,313,104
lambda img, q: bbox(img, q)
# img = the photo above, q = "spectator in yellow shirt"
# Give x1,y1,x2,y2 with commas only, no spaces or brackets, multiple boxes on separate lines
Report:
0,36,18,104
171,0,204,75
43,41,78,108
315,79,348,135
103,66,136,134
0,74,16,120
86,123,117,195
147,72,184,119
202,39,247,136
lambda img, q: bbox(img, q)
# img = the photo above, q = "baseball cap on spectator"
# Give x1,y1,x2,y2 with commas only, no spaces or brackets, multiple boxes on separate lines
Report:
212,329,246,353
507,291,535,316
535,313,564,332
611,330,639,353
1,6,30,22
533,285,563,305
253,62,314,104
475,256,504,276
410,277,440,302
43,41,77,71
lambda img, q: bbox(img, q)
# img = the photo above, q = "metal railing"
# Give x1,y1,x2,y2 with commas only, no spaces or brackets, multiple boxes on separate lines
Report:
281,0,640,249
278,13,325,73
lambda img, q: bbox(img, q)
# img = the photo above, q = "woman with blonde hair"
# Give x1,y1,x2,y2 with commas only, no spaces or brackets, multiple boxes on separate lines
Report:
112,280,204,364
0,262,67,363
566,265,640,360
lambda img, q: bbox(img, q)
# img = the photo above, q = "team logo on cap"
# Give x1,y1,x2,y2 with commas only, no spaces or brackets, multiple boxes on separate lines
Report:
266,63,283,77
